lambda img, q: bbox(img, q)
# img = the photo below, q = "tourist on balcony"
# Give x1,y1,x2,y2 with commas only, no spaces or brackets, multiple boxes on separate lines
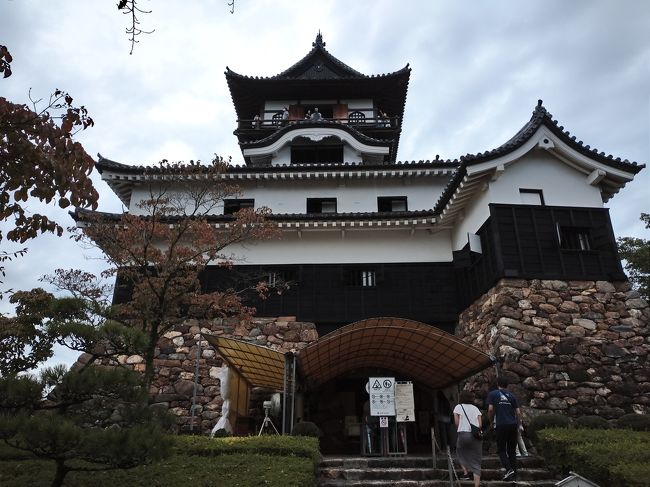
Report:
310,107,322,121
252,114,261,129
282,107,289,125
453,390,483,487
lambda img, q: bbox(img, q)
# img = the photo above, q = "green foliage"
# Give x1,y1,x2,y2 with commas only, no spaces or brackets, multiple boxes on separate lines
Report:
175,434,321,464
0,366,172,487
0,375,43,413
573,415,610,430
528,413,570,439
1,434,319,486
616,413,650,431
0,289,56,375
617,212,650,301
290,421,323,438
537,428,650,487
0,452,315,487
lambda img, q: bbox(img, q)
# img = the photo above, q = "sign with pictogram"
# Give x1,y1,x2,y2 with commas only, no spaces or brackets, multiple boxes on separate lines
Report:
395,381,415,422
368,377,395,416
379,416,389,428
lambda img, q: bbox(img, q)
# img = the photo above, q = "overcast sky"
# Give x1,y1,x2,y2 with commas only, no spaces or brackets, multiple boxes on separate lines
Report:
1,0,649,367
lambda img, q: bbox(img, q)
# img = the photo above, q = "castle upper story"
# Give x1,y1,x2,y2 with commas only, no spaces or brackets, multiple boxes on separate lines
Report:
89,33,644,265
225,32,410,166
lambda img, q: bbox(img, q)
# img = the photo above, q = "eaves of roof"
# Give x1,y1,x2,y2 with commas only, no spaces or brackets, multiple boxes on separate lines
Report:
224,32,409,82
71,208,438,229
95,154,459,176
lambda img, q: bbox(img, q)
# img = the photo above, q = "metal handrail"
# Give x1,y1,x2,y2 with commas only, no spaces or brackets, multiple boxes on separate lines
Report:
238,116,398,130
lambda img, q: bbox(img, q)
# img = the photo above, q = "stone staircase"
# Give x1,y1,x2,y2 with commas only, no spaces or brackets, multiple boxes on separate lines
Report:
318,454,561,486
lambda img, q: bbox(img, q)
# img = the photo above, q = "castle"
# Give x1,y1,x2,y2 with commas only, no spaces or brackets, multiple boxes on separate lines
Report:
80,33,648,449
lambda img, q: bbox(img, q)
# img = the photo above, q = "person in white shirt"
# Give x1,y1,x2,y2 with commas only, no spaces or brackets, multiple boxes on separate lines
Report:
453,390,483,487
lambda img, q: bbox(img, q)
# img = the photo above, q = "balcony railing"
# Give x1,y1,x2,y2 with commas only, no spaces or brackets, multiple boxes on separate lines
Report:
236,116,399,131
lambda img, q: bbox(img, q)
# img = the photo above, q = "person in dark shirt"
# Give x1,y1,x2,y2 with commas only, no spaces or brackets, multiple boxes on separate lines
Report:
487,376,523,481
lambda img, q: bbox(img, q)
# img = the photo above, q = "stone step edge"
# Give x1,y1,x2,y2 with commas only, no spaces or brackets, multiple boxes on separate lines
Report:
318,481,560,487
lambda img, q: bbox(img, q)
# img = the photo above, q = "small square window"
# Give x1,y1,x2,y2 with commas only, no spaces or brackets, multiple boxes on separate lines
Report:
519,189,545,206
378,196,408,212
224,199,254,215
557,224,591,250
267,269,296,286
361,271,376,287
307,198,337,214
343,268,377,287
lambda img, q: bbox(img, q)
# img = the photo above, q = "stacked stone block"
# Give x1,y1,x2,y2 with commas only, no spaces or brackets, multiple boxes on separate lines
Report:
457,279,650,419
78,316,318,434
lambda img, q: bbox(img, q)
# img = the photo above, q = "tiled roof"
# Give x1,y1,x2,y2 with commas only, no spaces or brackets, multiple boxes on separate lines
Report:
72,207,437,226
433,100,646,214
95,154,458,175
225,32,409,81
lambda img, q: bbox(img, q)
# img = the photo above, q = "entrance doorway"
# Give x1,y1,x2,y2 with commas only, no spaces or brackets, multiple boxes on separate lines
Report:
303,372,441,455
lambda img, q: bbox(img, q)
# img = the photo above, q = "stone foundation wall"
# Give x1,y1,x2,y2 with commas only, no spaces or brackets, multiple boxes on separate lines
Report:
457,279,650,419
77,316,318,434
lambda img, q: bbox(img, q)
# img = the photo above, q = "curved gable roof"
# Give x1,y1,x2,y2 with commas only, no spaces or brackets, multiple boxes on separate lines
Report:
225,32,409,82
434,100,645,218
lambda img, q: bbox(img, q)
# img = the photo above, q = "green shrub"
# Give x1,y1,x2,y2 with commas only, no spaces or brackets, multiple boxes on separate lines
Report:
537,428,650,487
528,413,570,439
175,434,320,464
290,421,322,438
574,415,610,430
616,414,650,431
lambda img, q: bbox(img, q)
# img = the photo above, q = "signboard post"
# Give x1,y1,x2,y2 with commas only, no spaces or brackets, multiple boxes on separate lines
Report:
368,377,395,456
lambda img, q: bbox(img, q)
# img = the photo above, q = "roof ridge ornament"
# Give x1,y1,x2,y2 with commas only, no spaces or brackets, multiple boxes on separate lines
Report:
313,30,325,48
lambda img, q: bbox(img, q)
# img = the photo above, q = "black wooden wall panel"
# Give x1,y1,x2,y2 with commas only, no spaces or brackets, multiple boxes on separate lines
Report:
199,262,459,329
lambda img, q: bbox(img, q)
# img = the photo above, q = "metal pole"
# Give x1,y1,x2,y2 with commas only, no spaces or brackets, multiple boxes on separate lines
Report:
282,354,288,435
491,354,501,378
190,335,202,432
290,353,296,431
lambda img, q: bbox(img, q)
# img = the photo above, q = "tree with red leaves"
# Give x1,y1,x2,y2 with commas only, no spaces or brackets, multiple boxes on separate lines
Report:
52,157,279,388
0,45,98,296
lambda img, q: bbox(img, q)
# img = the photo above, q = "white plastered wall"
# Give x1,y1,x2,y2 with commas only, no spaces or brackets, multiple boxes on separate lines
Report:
127,174,451,216
231,176,449,214
223,227,453,265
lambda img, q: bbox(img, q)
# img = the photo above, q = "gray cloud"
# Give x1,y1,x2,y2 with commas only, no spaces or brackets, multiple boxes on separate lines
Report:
1,0,648,366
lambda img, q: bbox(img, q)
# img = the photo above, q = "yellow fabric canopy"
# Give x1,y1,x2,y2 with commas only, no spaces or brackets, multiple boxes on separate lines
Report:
203,335,286,391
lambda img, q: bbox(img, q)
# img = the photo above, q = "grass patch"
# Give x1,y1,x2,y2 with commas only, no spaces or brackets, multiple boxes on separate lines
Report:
537,428,650,487
0,435,320,487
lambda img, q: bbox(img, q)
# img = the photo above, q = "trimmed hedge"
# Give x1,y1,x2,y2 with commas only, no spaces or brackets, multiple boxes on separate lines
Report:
1,435,320,487
616,414,650,431
528,413,570,439
537,428,650,487
573,415,610,430
175,434,321,464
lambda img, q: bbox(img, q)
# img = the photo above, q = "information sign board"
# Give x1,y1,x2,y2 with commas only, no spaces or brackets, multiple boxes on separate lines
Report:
368,377,395,416
395,381,415,422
